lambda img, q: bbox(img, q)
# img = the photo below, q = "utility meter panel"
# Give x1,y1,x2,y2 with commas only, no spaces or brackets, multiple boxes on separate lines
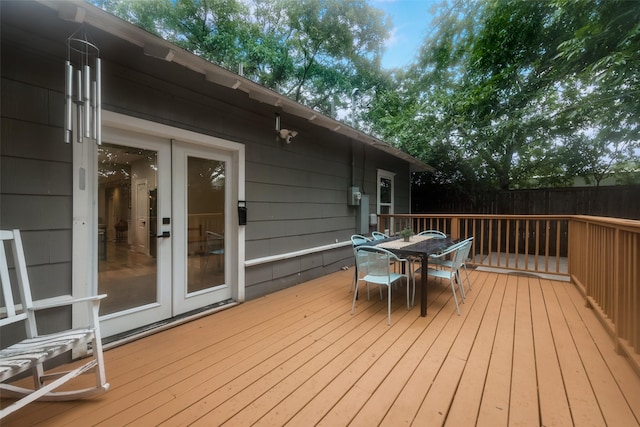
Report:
348,186,362,206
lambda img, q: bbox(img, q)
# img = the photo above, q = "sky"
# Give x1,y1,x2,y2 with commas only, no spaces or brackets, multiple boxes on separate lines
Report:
370,0,439,70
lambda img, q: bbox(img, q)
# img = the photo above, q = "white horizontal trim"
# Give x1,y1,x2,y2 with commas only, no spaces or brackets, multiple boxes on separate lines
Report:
245,241,352,267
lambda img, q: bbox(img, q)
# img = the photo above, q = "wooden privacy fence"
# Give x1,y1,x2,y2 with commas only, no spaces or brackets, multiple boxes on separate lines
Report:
378,213,640,372
412,185,640,219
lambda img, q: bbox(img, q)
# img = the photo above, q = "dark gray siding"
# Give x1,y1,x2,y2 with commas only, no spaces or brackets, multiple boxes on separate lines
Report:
1,1,412,309
1,30,74,338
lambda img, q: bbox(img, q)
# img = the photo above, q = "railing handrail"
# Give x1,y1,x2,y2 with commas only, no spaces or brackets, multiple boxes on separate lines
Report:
381,213,575,219
569,215,640,232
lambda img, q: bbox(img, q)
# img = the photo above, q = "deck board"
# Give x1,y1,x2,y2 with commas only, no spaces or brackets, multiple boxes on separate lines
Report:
562,281,640,419
444,272,504,426
476,273,517,427
530,277,573,427
554,278,639,426
2,269,639,427
540,277,605,426
413,268,496,426
509,276,539,426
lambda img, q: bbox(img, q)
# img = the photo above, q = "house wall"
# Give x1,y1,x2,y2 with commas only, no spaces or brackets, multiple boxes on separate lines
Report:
1,1,411,315
1,12,74,335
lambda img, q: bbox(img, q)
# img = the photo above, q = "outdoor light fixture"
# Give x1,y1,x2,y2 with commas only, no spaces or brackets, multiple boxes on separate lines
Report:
274,113,298,144
64,28,101,144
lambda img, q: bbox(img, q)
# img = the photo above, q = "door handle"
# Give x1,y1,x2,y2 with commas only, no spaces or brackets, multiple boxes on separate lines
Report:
157,231,170,238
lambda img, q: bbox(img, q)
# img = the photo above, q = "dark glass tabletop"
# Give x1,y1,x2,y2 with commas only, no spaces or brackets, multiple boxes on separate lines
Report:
362,235,460,316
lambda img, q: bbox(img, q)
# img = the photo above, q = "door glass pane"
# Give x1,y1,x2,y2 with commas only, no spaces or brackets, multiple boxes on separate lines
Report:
380,177,392,204
98,143,158,315
187,156,225,293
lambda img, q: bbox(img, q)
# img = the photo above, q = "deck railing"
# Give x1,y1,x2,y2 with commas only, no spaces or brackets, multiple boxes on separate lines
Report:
568,216,639,361
378,214,571,277
378,213,640,371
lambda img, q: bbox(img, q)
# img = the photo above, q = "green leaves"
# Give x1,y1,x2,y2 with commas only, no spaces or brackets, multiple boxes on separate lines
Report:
96,0,390,117
368,0,639,192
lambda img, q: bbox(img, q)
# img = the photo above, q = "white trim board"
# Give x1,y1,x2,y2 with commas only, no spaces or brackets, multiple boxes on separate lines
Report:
245,241,351,267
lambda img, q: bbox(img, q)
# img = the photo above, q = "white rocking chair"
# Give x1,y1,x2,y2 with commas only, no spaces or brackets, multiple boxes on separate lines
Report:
0,229,109,419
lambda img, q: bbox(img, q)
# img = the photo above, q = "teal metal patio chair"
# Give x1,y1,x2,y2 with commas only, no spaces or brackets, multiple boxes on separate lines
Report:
417,230,446,238
371,231,389,240
351,246,414,325
350,234,371,293
430,237,474,294
425,242,469,315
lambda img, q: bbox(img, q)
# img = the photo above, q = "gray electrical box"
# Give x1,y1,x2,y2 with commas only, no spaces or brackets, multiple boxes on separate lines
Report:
357,195,369,235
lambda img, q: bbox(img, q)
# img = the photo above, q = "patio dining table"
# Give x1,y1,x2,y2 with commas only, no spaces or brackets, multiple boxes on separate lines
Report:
368,235,457,316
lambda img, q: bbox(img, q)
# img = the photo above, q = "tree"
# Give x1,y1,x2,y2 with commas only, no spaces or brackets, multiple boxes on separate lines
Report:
552,0,640,185
94,0,250,68
368,0,639,192
370,0,567,191
93,0,391,118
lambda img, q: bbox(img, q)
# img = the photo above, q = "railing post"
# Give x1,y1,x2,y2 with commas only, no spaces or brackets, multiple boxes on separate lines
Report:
613,227,622,355
584,221,592,308
566,219,572,277
450,216,460,240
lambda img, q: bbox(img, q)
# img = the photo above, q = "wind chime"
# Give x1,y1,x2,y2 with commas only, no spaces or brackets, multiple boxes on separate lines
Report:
64,29,101,144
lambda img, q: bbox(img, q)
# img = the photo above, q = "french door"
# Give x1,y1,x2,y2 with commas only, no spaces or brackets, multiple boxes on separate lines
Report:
96,130,173,338
172,141,232,315
86,113,243,339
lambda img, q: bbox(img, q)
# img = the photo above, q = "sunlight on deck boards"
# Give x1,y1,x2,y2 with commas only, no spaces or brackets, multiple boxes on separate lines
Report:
2,269,639,426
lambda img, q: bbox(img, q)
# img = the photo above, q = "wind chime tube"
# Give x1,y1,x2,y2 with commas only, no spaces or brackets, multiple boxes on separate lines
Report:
64,61,73,143
75,68,82,102
92,81,97,140
83,65,91,138
96,58,102,145
76,68,83,142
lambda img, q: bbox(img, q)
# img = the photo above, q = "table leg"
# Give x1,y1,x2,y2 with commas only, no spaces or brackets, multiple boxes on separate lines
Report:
421,255,428,316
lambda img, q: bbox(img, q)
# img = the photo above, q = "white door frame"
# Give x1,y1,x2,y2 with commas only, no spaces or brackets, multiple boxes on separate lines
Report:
377,169,396,233
172,141,234,314
72,111,245,337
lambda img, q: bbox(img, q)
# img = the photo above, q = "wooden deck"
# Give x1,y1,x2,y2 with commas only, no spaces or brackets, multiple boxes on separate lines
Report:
3,268,640,426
